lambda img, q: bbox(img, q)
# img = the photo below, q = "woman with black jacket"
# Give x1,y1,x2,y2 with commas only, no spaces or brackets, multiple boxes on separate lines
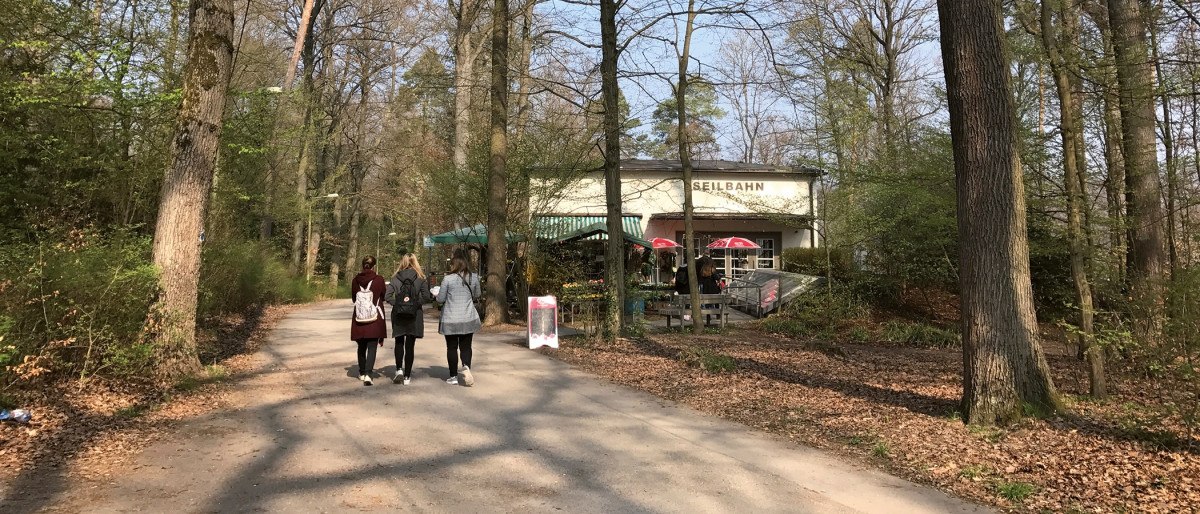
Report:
386,253,431,385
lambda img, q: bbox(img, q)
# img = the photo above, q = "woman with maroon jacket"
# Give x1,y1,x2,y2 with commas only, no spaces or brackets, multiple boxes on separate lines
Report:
350,256,387,386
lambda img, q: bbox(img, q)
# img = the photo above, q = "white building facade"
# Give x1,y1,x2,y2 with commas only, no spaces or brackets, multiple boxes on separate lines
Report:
535,159,821,272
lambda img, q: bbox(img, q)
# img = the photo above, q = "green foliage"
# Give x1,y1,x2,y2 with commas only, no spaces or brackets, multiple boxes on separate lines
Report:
871,440,891,458
198,239,330,317
0,230,159,381
764,282,869,336
679,346,737,373
881,320,961,348
959,464,991,480
994,480,1036,502
648,77,724,158
781,247,854,280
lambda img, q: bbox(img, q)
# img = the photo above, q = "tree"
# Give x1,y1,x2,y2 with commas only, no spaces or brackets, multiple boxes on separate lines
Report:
650,78,723,159
936,0,1060,424
484,0,511,325
149,0,236,380
674,0,704,334
1034,0,1105,397
1107,0,1167,345
600,0,626,338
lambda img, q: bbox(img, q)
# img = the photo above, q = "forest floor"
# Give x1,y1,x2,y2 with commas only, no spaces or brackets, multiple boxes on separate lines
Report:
0,304,295,483
538,326,1200,513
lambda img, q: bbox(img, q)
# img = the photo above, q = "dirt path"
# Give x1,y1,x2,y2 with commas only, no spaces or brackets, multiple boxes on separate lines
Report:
2,300,988,513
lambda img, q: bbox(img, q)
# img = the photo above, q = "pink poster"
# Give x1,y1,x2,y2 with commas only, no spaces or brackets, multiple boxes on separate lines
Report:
528,296,559,349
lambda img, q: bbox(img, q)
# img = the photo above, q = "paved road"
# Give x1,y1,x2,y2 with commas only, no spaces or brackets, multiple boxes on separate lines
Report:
13,301,988,513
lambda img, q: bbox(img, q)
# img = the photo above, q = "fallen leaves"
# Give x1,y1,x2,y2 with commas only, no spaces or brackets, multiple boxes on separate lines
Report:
541,330,1200,513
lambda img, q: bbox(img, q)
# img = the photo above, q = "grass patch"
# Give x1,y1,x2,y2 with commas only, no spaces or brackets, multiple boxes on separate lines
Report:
848,326,871,342
968,424,1006,443
994,480,1036,502
679,346,737,373
871,440,891,458
959,464,990,480
882,320,960,348
756,317,806,338
174,364,231,392
115,404,148,419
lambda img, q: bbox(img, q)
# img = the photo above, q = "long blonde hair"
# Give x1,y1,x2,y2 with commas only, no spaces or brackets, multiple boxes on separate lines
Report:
396,253,425,279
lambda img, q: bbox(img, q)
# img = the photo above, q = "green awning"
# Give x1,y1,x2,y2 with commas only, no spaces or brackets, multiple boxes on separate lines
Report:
535,215,649,247
427,224,525,245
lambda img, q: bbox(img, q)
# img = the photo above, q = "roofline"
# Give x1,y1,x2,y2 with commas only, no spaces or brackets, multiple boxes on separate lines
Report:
617,159,824,176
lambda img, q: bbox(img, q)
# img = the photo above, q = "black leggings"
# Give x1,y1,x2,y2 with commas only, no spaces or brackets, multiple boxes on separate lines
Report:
394,335,416,377
356,339,379,376
445,333,473,375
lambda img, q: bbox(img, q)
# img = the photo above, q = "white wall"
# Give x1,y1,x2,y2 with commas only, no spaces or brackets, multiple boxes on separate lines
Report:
537,171,816,245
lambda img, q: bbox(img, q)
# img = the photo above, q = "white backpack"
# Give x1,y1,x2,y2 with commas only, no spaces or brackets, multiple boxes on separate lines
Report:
354,284,381,323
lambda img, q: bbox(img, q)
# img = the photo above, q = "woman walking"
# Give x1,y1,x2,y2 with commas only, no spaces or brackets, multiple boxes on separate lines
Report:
436,250,481,386
351,256,387,386
387,253,431,385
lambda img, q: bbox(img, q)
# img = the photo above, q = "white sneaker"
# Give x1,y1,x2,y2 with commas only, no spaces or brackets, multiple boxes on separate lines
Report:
445,376,459,385
403,378,411,385
459,366,475,387
393,371,404,384
361,374,373,386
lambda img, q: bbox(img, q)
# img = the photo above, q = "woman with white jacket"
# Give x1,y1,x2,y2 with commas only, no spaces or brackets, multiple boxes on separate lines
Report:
436,251,481,386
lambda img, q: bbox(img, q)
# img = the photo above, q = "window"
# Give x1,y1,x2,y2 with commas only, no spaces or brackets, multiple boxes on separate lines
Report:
757,238,775,269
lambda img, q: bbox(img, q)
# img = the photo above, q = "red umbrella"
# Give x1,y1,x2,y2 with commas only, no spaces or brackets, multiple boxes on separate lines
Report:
707,237,761,249
650,237,682,249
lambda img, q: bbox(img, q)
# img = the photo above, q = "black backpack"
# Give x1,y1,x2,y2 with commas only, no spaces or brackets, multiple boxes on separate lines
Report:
391,277,421,316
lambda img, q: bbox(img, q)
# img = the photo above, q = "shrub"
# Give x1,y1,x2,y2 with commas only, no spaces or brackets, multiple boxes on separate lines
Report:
198,239,325,317
781,247,854,280
768,281,869,335
679,346,737,373
881,320,960,348
0,229,159,381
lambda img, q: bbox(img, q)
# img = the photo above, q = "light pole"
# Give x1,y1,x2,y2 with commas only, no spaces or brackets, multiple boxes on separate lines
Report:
305,192,339,282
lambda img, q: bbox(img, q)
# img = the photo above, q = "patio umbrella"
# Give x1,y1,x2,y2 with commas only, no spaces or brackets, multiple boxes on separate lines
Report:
707,237,761,279
650,237,681,249
706,237,761,249
648,237,682,284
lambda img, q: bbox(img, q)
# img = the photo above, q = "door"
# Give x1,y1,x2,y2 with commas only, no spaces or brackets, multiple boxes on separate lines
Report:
756,238,775,269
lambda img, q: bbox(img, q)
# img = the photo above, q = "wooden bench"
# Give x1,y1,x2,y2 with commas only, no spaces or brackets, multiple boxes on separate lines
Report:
660,293,730,328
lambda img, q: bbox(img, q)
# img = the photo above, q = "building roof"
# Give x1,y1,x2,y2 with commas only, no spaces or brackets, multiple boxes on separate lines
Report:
651,212,815,225
619,159,823,176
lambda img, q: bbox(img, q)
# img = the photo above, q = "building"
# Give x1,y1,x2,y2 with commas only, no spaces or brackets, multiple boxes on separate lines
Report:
534,159,821,274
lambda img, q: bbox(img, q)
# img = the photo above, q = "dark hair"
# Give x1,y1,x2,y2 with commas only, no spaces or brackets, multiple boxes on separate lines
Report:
449,252,470,278
361,256,376,269
699,257,715,278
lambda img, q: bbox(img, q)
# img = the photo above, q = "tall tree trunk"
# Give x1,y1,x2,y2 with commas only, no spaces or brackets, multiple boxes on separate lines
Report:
1100,25,1128,282
1107,0,1167,345
451,0,482,197
936,0,1061,425
150,0,235,382
512,0,537,139
484,0,510,325
283,0,316,90
291,109,314,273
1150,23,1179,275
675,0,703,335
343,200,361,285
1040,0,1105,398
600,0,626,338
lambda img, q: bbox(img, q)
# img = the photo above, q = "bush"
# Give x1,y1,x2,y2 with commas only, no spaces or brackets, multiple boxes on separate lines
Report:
881,320,960,348
0,229,159,381
768,281,869,335
781,247,854,280
198,239,327,317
